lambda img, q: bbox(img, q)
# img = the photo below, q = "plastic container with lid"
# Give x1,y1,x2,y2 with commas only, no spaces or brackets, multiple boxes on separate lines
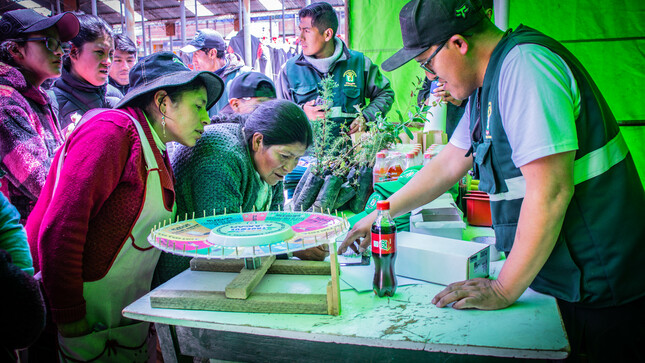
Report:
464,193,492,227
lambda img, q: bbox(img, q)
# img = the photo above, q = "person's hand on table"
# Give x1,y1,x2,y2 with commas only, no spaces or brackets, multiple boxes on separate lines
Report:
293,245,329,261
337,211,377,254
431,82,463,107
58,317,91,338
302,100,325,121
431,278,513,310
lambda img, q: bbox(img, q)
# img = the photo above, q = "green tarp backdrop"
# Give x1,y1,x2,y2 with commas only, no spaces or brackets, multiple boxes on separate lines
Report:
347,0,644,186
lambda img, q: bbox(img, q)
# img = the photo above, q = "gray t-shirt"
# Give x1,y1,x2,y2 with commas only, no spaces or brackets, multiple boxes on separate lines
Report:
450,43,581,168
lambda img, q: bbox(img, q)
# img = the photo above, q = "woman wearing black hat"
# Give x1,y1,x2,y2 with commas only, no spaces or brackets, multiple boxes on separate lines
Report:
0,9,79,225
26,52,224,362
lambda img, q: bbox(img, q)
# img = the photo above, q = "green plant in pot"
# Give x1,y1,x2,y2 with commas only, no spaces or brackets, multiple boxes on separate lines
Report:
345,77,430,213
292,76,338,212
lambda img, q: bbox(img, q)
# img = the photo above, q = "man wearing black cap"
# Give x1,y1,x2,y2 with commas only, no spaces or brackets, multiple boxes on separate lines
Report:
219,71,276,115
181,29,250,116
277,2,394,137
339,0,645,360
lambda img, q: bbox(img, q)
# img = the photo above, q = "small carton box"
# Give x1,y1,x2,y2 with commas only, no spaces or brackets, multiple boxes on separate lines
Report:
395,231,489,286
409,194,466,239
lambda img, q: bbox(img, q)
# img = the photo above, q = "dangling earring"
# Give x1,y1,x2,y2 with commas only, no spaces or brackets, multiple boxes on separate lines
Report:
161,115,166,137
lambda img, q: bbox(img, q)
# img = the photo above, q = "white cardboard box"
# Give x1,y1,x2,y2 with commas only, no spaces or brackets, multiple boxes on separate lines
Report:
409,194,466,239
395,231,489,286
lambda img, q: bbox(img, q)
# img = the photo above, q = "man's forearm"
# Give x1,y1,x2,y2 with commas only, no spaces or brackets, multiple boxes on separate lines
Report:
495,152,575,302
388,143,472,219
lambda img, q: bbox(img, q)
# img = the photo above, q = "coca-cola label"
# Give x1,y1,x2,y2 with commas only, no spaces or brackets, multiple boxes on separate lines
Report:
371,233,396,254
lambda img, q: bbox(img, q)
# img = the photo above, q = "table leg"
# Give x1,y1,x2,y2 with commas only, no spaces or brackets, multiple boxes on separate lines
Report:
155,323,193,363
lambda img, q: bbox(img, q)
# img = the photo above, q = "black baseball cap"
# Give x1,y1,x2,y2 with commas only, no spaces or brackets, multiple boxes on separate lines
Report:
0,9,79,42
180,29,226,54
116,52,224,110
382,0,485,72
228,72,276,100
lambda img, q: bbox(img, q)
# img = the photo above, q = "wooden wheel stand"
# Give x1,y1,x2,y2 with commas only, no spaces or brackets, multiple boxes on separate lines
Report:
150,243,341,316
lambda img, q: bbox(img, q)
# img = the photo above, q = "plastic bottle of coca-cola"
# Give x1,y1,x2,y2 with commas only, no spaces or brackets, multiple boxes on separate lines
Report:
371,200,397,297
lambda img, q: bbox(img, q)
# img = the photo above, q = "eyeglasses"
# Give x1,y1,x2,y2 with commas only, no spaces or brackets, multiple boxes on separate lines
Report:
23,37,71,54
419,39,448,79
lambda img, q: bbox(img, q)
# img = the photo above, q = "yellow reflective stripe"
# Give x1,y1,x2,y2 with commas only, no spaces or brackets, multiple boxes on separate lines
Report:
573,132,629,185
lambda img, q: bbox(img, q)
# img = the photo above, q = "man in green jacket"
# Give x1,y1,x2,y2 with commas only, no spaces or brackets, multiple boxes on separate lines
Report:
277,2,394,137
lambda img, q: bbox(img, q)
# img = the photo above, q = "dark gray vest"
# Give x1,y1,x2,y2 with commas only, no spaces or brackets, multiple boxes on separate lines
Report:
469,25,645,306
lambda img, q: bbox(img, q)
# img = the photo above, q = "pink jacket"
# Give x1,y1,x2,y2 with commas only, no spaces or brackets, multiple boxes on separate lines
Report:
26,107,174,324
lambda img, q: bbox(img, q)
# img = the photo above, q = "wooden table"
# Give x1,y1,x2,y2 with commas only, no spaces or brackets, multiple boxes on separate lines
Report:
123,265,569,362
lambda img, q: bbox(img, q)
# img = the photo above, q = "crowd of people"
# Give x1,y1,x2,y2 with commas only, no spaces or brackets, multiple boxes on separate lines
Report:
0,0,643,362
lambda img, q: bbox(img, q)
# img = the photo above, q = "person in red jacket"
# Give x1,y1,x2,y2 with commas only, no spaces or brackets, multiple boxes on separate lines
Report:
27,52,223,362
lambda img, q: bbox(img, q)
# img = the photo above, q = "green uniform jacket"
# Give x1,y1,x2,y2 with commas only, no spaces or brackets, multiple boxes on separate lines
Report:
278,40,394,136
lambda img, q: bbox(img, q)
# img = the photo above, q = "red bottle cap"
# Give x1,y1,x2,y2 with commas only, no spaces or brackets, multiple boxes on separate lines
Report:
376,200,390,210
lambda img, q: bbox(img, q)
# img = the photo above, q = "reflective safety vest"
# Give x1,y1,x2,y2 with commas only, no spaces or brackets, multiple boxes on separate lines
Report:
469,25,645,307
284,48,365,137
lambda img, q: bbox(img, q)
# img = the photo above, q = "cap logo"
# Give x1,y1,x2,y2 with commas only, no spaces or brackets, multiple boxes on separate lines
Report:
455,5,470,18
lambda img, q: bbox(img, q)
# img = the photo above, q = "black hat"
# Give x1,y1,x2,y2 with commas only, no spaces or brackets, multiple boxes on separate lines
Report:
116,52,224,109
180,29,226,54
382,0,484,72
228,72,276,100
0,9,79,42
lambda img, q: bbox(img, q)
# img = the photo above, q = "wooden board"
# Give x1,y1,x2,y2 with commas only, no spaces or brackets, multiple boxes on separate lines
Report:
160,250,340,315
327,242,341,315
190,258,331,275
150,290,329,314
225,255,275,299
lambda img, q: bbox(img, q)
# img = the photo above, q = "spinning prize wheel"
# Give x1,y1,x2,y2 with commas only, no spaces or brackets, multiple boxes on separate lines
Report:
148,210,349,260
148,210,348,315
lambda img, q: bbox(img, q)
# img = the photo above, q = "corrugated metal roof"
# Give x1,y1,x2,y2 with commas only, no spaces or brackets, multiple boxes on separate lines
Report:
2,0,346,26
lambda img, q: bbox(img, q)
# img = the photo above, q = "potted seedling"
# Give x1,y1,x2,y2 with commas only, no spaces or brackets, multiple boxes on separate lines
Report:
292,76,337,212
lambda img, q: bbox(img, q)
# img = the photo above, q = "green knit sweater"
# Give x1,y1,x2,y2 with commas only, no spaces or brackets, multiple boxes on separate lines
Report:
153,122,284,286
